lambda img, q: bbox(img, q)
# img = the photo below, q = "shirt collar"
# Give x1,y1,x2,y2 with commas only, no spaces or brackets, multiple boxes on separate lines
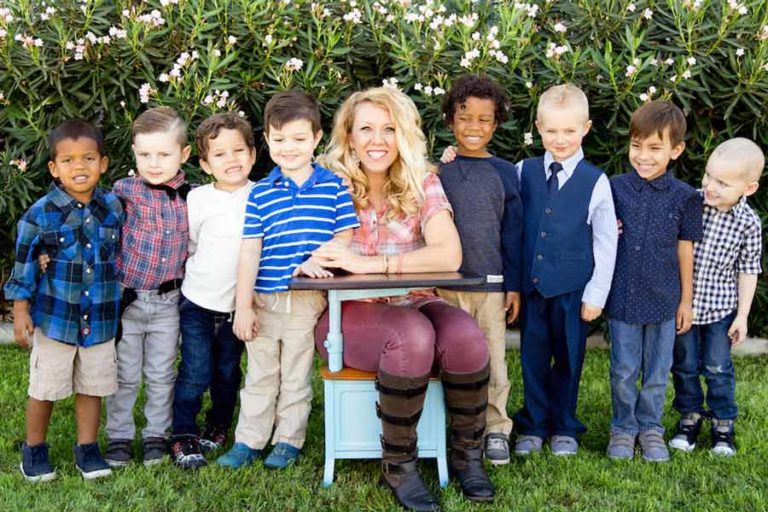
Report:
267,162,336,188
628,168,672,191
543,147,584,179
701,190,749,217
48,181,109,212
142,170,186,190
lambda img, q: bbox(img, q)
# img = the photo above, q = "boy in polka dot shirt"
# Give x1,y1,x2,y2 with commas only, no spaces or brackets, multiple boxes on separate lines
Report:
603,100,703,462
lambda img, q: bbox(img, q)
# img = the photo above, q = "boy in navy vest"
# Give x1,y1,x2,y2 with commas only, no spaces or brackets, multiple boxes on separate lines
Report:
513,84,618,456
604,101,702,462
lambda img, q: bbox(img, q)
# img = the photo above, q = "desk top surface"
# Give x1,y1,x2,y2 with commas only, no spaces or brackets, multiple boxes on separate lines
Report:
290,272,483,290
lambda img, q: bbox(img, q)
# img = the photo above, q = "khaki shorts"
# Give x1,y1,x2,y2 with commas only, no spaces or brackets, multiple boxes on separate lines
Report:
28,328,118,401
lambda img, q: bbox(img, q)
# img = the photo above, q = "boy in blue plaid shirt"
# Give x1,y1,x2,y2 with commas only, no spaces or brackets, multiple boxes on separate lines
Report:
4,120,124,481
670,138,764,456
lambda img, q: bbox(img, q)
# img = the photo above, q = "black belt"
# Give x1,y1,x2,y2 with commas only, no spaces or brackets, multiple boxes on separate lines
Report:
115,279,182,343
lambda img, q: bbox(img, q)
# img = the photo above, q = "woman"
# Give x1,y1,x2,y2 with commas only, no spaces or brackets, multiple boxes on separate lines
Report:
314,87,494,511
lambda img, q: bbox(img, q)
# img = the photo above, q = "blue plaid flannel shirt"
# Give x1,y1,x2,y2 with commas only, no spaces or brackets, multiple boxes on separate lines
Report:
3,183,124,347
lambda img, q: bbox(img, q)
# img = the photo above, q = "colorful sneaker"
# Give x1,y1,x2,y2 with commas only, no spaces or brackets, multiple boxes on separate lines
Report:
514,435,543,456
484,433,511,465
264,442,301,469
20,442,56,482
169,436,207,470
216,442,261,469
606,433,636,460
638,430,669,462
711,419,736,457
669,413,703,452
74,443,112,480
200,424,228,453
550,435,578,456
142,437,167,466
104,438,133,467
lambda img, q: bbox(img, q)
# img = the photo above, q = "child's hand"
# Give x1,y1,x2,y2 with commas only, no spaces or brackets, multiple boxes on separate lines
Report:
616,219,624,236
38,253,51,273
293,257,334,279
12,303,34,349
440,146,458,164
580,302,602,322
505,291,521,324
676,302,693,334
727,315,748,346
233,307,259,342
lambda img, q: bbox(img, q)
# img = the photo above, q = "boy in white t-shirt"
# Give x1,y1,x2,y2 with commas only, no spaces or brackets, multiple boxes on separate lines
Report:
169,112,256,469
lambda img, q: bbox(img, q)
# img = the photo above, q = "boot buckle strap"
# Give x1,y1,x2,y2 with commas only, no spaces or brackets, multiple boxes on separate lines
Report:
375,378,429,397
450,426,485,440
441,375,490,390
379,435,417,454
376,402,423,426
382,459,419,475
447,401,488,416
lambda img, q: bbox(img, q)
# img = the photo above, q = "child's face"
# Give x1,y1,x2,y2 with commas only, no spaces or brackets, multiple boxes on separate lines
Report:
702,157,759,211
48,137,108,203
200,128,255,192
536,104,592,162
629,128,684,181
451,96,497,157
132,130,191,185
265,119,321,176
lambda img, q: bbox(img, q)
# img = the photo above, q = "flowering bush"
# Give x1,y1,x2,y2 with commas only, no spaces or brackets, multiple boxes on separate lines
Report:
1,0,767,333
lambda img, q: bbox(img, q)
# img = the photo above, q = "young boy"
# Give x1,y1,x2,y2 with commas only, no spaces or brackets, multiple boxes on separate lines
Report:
5,120,124,480
436,74,523,465
104,106,192,467
513,84,618,456
216,91,359,469
168,112,255,470
670,138,764,456
604,101,703,462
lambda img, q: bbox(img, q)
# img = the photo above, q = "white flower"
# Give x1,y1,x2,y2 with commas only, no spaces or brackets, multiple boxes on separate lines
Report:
128,169,136,177
665,58,675,65
227,35,237,45
433,87,445,96
264,34,273,46
213,48,222,57
120,101,126,108
648,86,657,94
458,13,478,27
343,8,362,24
762,63,768,72
525,81,533,89
109,26,127,39
554,45,569,56
682,69,692,79
424,85,433,96
471,31,481,41
285,57,304,72
490,39,501,50
491,50,509,64
650,58,659,66
738,5,747,15
639,93,649,102
460,58,471,68
0,28,6,39
760,25,768,41
687,56,697,66
414,83,423,91
382,77,399,89
238,111,246,117
139,83,153,104
643,8,653,20
736,48,745,57
553,22,567,33
625,65,637,77
34,38,43,47
10,159,28,172
159,73,170,82
627,3,636,12
169,67,181,78
670,74,677,82
524,132,533,146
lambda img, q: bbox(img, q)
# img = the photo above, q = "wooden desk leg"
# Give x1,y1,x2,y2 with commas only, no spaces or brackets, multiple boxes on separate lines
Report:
325,290,343,372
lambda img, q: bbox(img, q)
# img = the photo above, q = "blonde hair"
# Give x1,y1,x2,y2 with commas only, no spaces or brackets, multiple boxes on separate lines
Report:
536,83,590,122
132,106,187,146
319,87,436,220
709,137,765,182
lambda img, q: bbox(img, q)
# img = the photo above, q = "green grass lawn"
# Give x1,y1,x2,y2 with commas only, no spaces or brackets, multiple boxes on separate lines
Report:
1,344,767,511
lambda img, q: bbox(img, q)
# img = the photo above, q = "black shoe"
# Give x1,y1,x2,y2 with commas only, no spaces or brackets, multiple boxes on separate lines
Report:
711,419,736,456
104,438,133,467
383,460,440,512
669,413,704,452
200,424,228,453
142,437,167,467
450,448,495,502
74,443,112,480
20,442,56,482
170,436,208,470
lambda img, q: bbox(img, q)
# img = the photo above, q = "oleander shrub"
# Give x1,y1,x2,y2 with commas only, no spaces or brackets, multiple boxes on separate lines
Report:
1,0,767,333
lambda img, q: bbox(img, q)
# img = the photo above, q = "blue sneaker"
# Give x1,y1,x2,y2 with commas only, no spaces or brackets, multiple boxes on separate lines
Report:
20,442,56,482
264,442,300,469
74,443,112,480
216,442,260,469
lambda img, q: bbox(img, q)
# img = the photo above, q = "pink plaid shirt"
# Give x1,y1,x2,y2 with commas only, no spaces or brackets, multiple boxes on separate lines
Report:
114,172,189,290
352,172,452,305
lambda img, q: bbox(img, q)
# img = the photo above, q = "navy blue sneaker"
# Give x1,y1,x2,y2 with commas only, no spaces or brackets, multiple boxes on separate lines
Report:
74,443,112,480
264,442,300,469
20,442,56,482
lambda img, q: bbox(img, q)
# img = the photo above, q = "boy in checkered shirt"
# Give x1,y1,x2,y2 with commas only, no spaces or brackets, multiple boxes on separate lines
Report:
670,138,764,456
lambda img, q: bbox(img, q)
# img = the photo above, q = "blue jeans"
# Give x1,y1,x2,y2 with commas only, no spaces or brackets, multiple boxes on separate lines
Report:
608,318,676,435
172,295,244,436
672,312,737,420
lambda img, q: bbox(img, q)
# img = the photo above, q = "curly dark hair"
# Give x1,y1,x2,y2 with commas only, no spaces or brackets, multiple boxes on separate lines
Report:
441,74,510,126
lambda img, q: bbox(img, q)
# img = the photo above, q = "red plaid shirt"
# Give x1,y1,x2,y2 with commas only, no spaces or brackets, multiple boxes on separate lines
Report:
114,173,189,290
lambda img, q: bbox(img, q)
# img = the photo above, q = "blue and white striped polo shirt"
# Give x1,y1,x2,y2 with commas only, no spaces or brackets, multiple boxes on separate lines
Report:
243,163,360,293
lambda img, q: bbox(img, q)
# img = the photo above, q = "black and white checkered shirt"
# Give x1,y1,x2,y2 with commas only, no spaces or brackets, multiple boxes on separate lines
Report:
693,194,763,325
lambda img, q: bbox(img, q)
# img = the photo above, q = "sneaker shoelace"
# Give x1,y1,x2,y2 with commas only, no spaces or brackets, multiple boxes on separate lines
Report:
486,436,507,452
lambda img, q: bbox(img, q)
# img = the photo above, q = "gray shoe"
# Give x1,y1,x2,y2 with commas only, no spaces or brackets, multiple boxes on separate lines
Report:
606,433,636,460
639,430,669,462
550,435,578,456
484,433,510,465
514,435,543,456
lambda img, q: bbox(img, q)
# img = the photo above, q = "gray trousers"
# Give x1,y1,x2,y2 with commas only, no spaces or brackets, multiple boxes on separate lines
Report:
106,289,180,440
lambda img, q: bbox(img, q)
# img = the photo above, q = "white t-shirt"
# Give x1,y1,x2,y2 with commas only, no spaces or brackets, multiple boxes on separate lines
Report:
181,181,253,312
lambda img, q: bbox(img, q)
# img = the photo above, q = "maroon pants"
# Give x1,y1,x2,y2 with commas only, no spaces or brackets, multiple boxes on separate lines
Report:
314,300,489,377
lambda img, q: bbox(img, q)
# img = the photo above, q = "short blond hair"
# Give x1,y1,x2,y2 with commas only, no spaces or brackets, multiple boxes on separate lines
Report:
709,138,765,182
536,83,589,122
132,106,187,146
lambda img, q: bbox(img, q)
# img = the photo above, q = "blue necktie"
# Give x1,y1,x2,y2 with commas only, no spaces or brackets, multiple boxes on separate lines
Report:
547,161,562,196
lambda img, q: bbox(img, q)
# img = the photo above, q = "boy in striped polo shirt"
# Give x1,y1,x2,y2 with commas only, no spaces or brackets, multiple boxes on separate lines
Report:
217,91,359,470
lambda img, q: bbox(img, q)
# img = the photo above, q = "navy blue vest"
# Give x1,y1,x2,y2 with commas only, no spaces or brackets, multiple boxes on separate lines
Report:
521,157,602,297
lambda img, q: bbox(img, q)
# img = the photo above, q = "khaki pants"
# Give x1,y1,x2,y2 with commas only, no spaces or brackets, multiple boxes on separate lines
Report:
234,290,326,450
437,289,512,435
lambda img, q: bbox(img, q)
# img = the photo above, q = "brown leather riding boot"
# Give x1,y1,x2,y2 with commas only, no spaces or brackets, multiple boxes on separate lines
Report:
442,363,495,502
376,370,440,512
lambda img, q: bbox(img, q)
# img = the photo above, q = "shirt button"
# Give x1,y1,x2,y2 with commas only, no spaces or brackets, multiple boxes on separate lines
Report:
545,208,553,214
165,230,170,235
86,243,92,249
85,267,92,274
635,245,641,251
83,314,89,320
540,232,547,238
161,258,167,262
84,290,90,296
85,217,91,223
77,203,84,208
537,254,544,260
532,277,540,284
83,327,90,335
59,237,65,242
